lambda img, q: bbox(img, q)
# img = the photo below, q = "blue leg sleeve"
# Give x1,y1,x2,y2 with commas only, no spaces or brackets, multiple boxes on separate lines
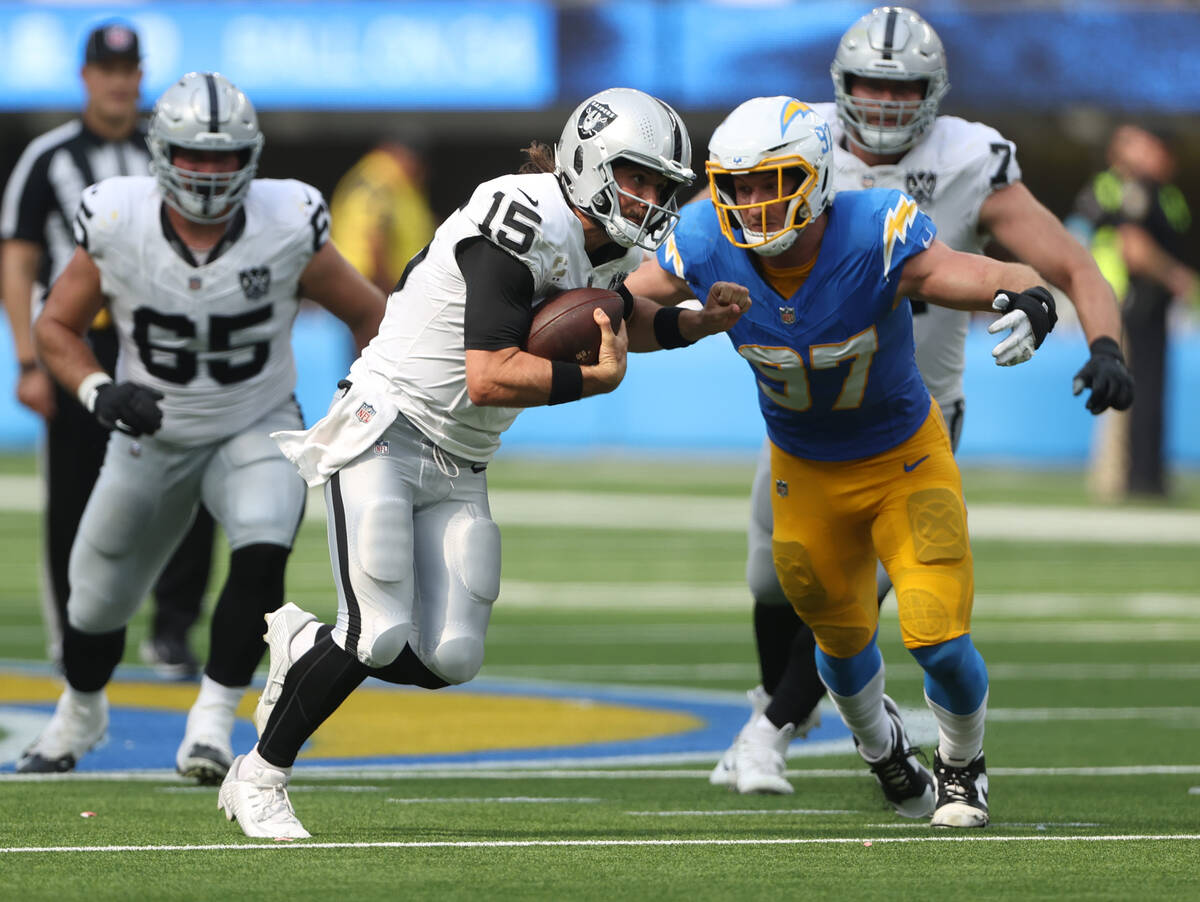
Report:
814,630,883,697
908,634,988,714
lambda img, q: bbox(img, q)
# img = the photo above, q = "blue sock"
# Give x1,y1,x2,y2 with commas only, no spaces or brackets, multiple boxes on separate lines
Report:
909,634,988,714
815,630,883,697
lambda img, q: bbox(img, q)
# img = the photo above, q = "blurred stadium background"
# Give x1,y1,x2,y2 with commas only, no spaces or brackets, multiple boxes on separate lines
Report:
1,0,1198,466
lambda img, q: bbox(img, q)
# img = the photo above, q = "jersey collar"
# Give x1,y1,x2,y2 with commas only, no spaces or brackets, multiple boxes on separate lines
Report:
158,203,247,267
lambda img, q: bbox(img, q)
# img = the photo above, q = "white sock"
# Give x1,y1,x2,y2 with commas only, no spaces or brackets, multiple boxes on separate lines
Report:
926,690,987,765
825,665,892,760
240,745,291,780
186,676,245,738
61,685,104,713
289,621,321,660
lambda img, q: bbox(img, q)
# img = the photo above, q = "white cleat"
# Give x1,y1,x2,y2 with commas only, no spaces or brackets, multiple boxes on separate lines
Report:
733,719,796,795
931,750,989,828
176,735,234,785
219,754,311,839
710,685,771,787
254,603,318,736
16,689,108,773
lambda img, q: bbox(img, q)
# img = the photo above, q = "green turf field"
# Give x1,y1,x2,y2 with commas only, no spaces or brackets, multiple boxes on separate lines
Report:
1,456,1198,901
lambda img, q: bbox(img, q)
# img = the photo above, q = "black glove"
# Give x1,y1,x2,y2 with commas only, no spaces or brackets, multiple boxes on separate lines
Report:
1072,337,1135,414
93,382,165,436
993,286,1058,349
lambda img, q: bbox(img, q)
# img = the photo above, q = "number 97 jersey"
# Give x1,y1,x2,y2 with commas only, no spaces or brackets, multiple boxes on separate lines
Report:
75,175,328,446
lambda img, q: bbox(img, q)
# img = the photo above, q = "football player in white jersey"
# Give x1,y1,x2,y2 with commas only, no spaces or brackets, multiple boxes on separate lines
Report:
216,87,747,839
18,73,384,782
636,7,1133,796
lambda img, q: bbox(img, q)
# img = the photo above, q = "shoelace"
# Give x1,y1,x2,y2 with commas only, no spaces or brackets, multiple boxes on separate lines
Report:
254,783,300,825
936,763,974,804
875,743,924,794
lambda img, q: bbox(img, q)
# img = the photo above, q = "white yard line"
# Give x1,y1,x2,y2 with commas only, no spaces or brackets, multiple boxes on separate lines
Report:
3,476,1200,544
5,764,1200,782
2,834,1198,853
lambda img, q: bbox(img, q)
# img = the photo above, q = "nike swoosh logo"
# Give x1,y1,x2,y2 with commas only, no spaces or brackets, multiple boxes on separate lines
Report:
517,189,540,207
903,455,930,472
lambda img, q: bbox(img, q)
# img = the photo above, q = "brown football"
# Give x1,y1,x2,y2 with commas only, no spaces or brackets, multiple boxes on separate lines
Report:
524,287,626,365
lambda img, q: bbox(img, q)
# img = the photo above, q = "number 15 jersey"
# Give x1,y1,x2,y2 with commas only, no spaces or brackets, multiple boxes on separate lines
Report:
75,175,328,446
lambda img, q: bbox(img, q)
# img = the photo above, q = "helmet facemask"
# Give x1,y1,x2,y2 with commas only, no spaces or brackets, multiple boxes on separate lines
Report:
834,75,942,155
556,88,695,252
707,155,822,257
830,6,950,155
584,154,689,251
149,72,264,225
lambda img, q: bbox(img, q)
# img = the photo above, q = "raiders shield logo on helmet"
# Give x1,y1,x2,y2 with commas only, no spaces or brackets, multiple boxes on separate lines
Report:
239,266,271,300
577,101,617,139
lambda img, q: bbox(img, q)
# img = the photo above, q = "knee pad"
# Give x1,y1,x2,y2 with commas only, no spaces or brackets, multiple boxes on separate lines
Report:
364,620,412,669
422,513,500,684
427,636,485,685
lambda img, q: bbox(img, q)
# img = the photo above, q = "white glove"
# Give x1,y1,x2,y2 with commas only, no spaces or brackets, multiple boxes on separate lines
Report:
988,293,1035,366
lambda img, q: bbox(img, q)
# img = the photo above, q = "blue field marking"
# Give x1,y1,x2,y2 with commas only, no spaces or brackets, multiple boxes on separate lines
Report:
0,659,853,772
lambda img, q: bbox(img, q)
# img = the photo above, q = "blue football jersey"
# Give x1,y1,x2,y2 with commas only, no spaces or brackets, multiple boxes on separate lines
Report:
659,189,937,460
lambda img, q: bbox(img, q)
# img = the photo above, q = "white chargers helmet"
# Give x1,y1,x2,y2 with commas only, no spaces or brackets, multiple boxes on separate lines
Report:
707,97,834,257
830,6,949,155
556,87,695,251
149,72,264,224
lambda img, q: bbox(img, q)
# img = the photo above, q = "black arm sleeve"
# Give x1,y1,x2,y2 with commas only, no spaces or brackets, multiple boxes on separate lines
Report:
457,236,537,351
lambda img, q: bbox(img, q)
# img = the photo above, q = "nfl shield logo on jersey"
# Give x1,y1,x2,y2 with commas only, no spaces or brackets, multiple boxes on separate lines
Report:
779,306,796,325
239,266,271,300
577,101,617,138
355,403,376,424
373,440,389,456
775,479,788,498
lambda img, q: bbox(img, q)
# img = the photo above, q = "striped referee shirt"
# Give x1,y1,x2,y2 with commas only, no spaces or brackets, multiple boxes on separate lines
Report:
0,119,150,294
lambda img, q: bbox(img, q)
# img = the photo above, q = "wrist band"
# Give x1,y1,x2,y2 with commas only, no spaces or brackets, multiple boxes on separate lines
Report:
653,305,694,349
76,371,113,413
1090,336,1123,359
19,360,38,375
548,360,583,405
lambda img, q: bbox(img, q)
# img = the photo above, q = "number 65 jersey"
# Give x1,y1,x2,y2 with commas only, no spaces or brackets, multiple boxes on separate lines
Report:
75,175,328,446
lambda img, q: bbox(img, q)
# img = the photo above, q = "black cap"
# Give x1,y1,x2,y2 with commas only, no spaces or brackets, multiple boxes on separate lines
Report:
84,22,140,65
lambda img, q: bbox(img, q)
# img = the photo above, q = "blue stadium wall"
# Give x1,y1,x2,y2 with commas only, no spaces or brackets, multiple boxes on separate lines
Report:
3,311,1199,467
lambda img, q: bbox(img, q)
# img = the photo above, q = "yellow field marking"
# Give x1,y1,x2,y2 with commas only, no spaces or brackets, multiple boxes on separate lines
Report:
0,674,703,757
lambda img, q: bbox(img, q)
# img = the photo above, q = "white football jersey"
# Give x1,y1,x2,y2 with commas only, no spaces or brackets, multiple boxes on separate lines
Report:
76,175,327,445
353,171,642,462
813,103,1021,407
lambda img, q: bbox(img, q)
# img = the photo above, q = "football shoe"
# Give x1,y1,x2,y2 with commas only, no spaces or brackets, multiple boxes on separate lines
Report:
219,754,310,839
931,750,989,828
16,690,108,773
254,603,318,736
857,695,935,818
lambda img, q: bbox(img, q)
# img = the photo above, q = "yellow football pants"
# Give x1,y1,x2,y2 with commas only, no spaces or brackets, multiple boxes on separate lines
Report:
770,401,974,658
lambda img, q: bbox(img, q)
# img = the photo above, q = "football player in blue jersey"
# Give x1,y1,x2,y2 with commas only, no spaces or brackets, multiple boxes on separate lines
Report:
625,97,1058,828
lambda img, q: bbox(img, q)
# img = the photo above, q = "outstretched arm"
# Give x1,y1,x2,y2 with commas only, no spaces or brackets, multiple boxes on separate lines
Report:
897,238,1040,311
624,256,750,351
981,182,1134,412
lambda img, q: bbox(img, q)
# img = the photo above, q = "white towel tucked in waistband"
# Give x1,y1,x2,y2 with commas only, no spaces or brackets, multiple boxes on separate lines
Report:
271,378,399,487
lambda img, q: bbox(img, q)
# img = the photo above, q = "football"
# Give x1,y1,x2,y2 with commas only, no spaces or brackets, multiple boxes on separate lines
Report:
524,287,626,365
